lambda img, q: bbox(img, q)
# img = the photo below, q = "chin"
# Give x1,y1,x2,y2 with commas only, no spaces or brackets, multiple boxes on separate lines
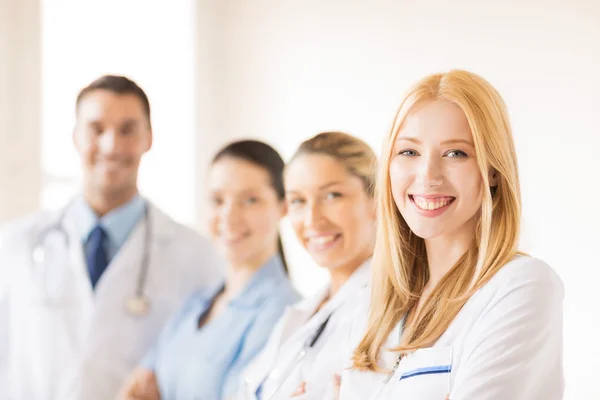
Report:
313,255,349,270
405,223,447,240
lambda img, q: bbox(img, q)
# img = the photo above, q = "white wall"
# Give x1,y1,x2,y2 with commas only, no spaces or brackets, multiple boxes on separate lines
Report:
0,0,41,224
41,0,200,226
193,0,236,232
205,0,600,398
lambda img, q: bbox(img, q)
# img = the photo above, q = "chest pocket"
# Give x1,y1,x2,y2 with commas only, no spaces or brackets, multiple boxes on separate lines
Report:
390,346,453,399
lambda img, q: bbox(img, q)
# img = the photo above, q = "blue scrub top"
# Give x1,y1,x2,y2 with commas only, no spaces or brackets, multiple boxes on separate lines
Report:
141,255,300,399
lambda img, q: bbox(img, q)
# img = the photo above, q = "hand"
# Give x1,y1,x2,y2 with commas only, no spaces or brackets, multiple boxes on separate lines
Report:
117,368,160,400
290,381,306,397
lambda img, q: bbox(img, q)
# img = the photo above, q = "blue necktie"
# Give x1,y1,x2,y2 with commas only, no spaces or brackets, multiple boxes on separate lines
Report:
86,225,108,289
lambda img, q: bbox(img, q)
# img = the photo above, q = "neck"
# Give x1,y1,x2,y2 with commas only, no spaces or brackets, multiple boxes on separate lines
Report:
328,252,371,298
84,185,138,217
424,220,476,289
223,249,277,300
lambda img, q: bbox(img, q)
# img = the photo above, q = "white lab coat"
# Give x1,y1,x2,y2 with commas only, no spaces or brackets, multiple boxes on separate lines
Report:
239,260,371,400
0,202,223,400
338,256,564,400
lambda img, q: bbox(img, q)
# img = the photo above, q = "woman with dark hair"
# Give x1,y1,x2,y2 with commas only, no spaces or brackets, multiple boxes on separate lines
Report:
118,140,300,400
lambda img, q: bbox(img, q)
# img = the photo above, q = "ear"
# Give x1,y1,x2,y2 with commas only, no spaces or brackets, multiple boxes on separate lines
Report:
144,128,153,153
72,125,80,150
279,199,288,218
369,196,377,220
488,169,499,188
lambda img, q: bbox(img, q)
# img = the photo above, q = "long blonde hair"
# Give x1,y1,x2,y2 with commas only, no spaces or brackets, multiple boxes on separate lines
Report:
353,70,521,371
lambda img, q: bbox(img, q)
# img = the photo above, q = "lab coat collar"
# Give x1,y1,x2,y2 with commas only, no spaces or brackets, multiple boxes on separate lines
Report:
196,255,288,310
61,200,179,299
70,193,146,246
277,258,372,344
294,257,372,315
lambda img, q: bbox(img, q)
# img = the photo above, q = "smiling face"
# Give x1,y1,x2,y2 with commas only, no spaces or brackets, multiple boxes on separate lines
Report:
207,156,285,266
285,153,376,271
390,101,495,241
73,89,152,199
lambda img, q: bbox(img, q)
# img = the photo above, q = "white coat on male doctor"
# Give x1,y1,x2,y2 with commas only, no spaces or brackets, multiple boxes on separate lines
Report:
0,202,223,400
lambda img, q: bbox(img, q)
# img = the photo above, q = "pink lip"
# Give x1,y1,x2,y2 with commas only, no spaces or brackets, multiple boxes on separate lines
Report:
409,195,455,218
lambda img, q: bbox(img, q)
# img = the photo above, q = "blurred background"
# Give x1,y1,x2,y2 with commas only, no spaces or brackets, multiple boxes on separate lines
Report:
1,0,598,398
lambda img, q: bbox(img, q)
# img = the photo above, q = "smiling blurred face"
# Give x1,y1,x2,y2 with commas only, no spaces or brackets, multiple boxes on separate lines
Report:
74,90,152,198
285,154,376,270
207,157,284,266
390,101,492,241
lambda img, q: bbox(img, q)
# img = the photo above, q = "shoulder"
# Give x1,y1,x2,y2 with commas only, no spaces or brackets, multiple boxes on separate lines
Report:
150,205,211,246
0,211,53,249
482,255,563,299
262,279,302,314
465,255,564,323
149,205,222,271
252,281,301,330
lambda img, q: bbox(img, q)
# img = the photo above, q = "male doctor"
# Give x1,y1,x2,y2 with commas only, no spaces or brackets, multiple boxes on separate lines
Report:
0,75,223,400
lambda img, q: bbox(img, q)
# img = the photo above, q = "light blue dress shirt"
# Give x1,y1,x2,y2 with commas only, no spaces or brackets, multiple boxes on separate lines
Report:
70,194,146,262
141,255,300,400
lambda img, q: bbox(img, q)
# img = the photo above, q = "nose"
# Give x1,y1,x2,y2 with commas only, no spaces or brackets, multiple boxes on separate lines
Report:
97,129,124,154
417,154,444,187
304,201,325,228
219,200,242,228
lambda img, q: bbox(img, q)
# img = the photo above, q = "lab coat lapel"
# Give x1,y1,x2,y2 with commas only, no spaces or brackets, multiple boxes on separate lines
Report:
284,260,371,346
322,260,371,314
93,204,174,302
281,286,328,342
62,209,94,317
242,297,323,399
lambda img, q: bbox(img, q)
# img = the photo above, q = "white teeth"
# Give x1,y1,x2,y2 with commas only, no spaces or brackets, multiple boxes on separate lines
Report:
309,235,336,245
413,196,453,211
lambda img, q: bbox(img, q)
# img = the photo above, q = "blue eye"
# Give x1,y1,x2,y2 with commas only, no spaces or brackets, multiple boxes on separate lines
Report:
287,198,304,206
445,150,468,158
398,149,418,156
245,197,259,205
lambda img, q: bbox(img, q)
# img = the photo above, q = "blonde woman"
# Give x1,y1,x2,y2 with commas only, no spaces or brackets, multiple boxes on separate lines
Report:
338,71,564,399
238,132,377,400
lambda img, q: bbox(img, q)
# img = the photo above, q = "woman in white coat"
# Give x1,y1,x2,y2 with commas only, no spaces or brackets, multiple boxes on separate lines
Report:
337,70,564,399
239,131,378,400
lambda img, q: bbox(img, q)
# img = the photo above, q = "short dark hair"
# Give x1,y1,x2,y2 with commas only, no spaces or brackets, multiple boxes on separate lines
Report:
76,75,152,127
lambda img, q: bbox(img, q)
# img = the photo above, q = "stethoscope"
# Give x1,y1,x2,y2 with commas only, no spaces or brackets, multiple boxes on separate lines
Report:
257,313,333,400
30,203,152,317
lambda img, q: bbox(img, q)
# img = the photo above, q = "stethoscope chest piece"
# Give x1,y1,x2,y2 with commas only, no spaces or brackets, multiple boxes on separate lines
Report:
124,294,151,317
